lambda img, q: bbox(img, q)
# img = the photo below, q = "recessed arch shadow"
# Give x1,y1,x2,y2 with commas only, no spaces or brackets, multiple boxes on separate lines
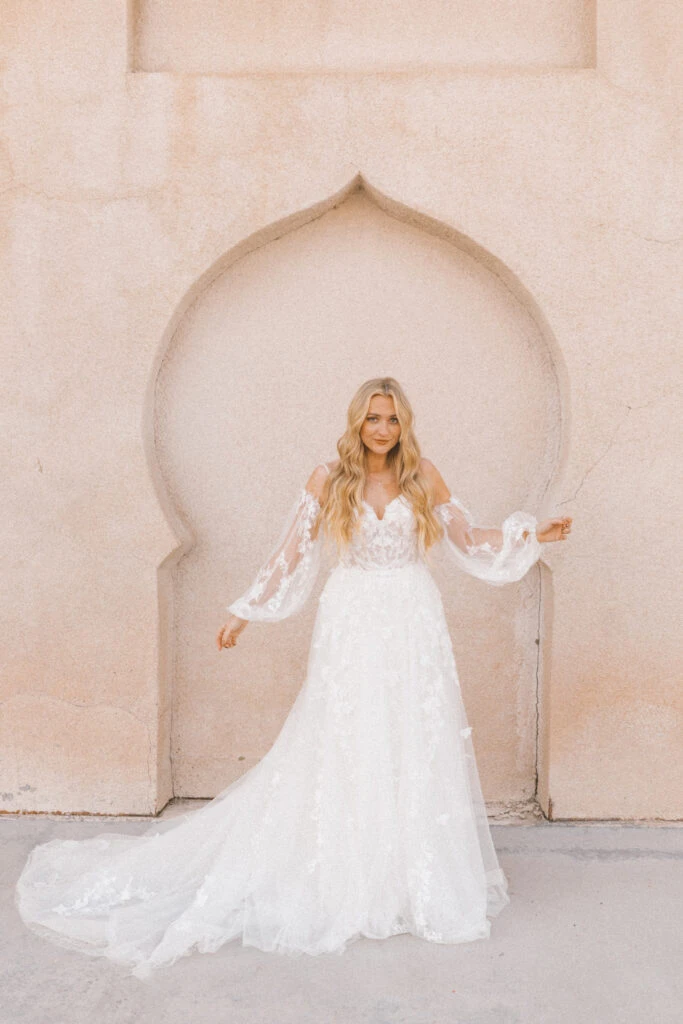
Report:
143,172,569,815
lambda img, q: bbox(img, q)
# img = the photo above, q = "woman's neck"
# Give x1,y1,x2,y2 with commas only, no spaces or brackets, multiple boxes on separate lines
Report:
365,452,392,476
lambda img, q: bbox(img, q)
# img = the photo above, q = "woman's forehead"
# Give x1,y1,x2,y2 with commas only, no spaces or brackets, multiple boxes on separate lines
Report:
367,395,397,412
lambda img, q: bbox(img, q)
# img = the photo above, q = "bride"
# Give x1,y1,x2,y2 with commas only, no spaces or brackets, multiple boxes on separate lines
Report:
15,376,571,980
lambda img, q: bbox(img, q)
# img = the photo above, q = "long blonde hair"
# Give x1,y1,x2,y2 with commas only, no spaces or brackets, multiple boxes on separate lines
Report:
319,377,444,558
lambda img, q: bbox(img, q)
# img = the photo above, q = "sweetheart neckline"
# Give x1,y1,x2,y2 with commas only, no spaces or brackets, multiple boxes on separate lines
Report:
362,495,406,522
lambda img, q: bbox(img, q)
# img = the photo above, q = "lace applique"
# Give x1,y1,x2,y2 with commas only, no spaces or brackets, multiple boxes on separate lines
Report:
16,471,522,975
227,474,541,613
52,872,158,916
339,496,420,570
435,495,542,585
227,488,323,621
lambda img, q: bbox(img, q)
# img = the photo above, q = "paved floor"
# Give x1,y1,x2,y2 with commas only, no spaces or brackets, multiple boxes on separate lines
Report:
2,812,681,1024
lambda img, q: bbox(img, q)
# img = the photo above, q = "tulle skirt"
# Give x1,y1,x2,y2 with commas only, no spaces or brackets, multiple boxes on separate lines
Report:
15,559,509,979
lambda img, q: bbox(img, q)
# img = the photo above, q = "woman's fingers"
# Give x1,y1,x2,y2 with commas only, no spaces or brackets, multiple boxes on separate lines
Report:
555,516,572,541
217,622,242,650
538,516,572,543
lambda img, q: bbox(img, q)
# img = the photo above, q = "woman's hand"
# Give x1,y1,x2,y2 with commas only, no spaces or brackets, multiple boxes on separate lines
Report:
534,516,573,544
217,614,249,650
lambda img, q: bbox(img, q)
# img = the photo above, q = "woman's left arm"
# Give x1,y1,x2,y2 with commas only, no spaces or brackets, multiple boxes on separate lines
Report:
422,458,572,587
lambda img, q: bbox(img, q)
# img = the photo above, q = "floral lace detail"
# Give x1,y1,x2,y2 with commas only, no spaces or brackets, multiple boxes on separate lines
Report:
15,474,546,976
227,488,322,621
52,872,158,916
227,475,542,613
435,495,542,585
339,496,420,570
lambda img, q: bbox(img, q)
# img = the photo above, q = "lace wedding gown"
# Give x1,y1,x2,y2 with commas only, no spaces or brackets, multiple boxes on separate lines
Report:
15,461,542,979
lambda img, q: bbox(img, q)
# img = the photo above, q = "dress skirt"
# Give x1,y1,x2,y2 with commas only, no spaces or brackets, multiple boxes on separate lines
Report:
15,559,510,979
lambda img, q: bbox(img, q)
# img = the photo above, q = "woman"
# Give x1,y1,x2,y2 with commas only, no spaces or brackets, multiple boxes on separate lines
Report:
15,377,571,979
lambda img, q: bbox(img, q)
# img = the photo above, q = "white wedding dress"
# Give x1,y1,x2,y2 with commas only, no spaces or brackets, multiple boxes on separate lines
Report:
15,461,542,979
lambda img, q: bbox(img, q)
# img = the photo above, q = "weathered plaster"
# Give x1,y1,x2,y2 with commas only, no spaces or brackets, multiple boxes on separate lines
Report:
1,0,680,817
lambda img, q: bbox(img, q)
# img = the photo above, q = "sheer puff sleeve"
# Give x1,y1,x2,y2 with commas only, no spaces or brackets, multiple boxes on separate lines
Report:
225,466,327,622
434,491,542,586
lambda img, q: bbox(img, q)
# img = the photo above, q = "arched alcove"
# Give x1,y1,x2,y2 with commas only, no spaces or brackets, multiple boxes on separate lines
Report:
149,176,564,815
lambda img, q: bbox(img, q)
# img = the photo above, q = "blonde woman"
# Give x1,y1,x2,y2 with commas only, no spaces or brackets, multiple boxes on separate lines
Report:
16,377,571,978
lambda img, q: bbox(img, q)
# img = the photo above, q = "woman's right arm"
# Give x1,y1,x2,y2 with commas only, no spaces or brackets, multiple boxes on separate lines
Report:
217,464,329,650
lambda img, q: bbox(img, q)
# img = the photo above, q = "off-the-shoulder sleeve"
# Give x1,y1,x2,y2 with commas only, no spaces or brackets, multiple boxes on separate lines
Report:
226,479,324,622
434,492,542,586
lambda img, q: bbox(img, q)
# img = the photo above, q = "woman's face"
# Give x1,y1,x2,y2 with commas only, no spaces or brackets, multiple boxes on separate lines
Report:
360,394,401,455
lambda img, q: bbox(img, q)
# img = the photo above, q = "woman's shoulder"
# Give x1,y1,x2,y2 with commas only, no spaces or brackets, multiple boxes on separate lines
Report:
419,457,450,504
305,458,339,501
419,457,441,484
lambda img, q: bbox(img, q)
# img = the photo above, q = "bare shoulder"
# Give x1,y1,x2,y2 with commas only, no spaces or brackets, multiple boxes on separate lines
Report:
419,457,451,504
304,460,337,502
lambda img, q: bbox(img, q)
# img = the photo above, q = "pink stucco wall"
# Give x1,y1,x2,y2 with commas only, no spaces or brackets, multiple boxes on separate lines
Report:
1,1,680,818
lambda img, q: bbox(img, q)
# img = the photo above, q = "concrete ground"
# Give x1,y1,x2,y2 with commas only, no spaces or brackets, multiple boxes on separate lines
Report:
2,811,681,1024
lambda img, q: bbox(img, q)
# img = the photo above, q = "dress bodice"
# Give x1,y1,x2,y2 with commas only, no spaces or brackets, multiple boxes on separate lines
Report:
337,496,421,570
225,466,542,622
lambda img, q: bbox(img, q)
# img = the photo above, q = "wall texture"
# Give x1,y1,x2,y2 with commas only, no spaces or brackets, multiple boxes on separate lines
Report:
1,1,680,818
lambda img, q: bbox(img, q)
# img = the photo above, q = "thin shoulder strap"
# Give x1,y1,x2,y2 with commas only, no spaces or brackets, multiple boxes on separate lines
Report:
319,461,331,476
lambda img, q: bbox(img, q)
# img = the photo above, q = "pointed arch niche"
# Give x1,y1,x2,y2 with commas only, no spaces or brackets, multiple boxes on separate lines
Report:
147,176,566,817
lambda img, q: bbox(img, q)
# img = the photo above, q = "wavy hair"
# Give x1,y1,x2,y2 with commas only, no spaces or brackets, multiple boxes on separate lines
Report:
318,377,444,558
